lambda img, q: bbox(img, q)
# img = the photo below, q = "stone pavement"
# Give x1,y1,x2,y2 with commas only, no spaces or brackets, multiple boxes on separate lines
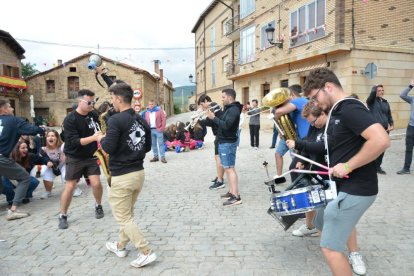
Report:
0,116,413,275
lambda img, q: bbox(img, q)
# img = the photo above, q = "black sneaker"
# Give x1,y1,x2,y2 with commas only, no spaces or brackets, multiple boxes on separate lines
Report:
58,215,68,229
377,168,386,174
211,177,218,184
397,169,410,175
209,181,225,190
95,205,104,219
220,192,233,199
223,195,242,206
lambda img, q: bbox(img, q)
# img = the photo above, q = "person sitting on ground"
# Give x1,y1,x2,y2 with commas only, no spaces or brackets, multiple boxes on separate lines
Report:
174,122,191,152
164,124,177,150
2,141,47,205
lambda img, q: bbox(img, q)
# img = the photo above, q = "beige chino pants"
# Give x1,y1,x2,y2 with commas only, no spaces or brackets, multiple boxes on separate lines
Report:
108,170,149,252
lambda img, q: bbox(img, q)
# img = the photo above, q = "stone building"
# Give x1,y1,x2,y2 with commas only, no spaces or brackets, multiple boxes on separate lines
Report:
0,30,27,116
192,0,414,129
24,53,174,125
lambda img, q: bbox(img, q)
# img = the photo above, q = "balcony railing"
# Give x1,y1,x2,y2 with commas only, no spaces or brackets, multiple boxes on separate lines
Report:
225,60,240,77
224,15,240,40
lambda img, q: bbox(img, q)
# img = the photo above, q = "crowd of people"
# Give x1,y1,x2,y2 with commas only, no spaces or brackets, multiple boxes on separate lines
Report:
1,67,413,273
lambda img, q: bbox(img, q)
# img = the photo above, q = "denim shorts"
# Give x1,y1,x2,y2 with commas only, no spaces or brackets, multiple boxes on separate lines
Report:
276,139,289,156
218,142,237,169
313,192,376,252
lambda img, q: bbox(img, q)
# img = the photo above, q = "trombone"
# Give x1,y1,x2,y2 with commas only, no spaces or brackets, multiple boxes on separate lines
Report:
245,106,272,118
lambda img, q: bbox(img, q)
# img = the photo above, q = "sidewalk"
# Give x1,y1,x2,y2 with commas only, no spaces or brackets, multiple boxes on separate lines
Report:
0,122,413,275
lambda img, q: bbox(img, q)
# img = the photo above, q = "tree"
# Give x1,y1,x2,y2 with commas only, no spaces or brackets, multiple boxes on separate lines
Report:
22,62,39,78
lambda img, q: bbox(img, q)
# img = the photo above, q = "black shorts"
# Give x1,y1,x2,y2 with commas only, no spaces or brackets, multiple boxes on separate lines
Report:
214,137,219,155
65,156,100,181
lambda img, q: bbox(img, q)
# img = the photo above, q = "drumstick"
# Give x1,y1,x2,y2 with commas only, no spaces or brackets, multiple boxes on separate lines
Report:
291,152,330,170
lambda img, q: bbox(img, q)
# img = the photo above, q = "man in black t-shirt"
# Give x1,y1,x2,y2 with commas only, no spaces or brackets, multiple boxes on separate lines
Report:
59,89,104,229
303,68,390,276
97,82,157,268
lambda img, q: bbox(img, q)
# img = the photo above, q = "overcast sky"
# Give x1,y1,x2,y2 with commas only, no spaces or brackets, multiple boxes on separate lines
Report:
1,0,212,87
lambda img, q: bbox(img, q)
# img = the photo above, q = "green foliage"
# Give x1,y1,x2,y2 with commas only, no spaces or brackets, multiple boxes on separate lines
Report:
173,104,181,114
22,62,39,78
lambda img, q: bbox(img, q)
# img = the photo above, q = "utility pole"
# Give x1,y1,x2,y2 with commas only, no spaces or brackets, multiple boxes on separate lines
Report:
181,88,184,112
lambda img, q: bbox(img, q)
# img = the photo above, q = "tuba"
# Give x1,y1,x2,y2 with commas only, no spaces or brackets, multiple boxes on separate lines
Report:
262,88,297,141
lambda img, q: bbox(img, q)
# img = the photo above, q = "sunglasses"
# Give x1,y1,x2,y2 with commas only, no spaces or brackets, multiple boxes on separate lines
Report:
80,99,96,106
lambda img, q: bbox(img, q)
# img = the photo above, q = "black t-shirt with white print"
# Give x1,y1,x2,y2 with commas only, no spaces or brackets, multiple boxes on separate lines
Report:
327,100,378,196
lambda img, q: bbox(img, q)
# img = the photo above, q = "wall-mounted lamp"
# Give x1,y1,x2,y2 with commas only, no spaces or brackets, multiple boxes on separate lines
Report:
188,74,197,84
265,24,283,49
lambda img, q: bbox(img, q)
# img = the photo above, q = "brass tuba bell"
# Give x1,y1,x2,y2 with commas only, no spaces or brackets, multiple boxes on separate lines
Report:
262,88,297,141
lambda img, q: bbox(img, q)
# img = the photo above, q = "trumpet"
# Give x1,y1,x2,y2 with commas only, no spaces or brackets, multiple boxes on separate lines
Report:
245,106,272,118
185,104,221,130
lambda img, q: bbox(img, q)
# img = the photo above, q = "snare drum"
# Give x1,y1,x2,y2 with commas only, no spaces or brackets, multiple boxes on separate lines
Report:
271,185,326,216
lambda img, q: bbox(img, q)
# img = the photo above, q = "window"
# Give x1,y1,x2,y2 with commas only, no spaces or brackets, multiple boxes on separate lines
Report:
67,76,79,99
290,0,326,47
280,79,289,88
108,75,117,83
2,65,19,78
262,83,270,98
221,18,228,36
260,20,275,50
210,26,216,53
69,67,77,72
211,59,216,87
222,55,229,73
46,80,55,93
240,0,255,19
239,25,256,64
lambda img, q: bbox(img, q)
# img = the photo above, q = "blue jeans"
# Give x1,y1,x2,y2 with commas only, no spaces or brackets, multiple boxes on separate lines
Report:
218,142,237,169
2,176,39,204
151,129,165,159
271,125,278,147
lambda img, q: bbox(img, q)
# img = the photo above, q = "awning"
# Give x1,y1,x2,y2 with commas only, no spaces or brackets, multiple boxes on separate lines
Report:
0,75,27,89
287,62,328,75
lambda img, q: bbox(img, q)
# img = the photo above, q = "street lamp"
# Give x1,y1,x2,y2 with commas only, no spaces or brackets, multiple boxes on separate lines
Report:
265,24,283,49
188,74,197,84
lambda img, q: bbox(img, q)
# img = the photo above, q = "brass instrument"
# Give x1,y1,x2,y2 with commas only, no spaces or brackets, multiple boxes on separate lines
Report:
262,88,297,141
245,106,271,118
185,103,221,131
93,106,112,186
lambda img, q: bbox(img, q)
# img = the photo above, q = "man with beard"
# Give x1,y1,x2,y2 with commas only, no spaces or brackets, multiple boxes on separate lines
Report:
59,89,104,229
303,68,390,275
97,82,157,268
207,89,243,206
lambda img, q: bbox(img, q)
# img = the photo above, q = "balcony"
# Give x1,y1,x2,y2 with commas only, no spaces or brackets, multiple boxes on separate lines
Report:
224,15,240,40
225,60,240,77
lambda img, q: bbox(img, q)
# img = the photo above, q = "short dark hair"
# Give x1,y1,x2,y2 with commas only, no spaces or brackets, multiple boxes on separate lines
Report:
198,94,212,105
109,83,133,103
303,68,342,96
289,85,302,97
78,89,95,98
252,99,258,104
349,93,359,99
222,88,236,100
0,99,9,108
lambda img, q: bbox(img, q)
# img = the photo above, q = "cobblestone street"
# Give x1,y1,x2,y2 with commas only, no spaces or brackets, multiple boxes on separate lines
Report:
0,120,413,275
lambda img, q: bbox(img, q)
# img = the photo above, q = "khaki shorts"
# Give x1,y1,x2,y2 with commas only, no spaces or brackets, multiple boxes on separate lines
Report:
65,156,100,181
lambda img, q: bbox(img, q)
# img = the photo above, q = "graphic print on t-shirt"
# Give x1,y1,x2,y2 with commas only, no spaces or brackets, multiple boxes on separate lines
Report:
127,120,146,151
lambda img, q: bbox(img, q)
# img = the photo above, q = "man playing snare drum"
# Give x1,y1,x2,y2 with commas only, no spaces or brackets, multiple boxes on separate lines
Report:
303,68,390,276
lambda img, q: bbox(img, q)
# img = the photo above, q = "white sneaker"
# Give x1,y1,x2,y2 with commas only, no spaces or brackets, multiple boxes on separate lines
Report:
292,224,319,237
41,191,51,199
106,241,128,258
254,147,258,150
349,252,366,275
73,187,83,197
6,209,30,220
130,251,157,268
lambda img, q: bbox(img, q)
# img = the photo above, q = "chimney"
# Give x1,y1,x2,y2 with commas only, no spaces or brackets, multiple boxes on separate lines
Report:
154,60,160,75
57,59,63,66
160,69,164,82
